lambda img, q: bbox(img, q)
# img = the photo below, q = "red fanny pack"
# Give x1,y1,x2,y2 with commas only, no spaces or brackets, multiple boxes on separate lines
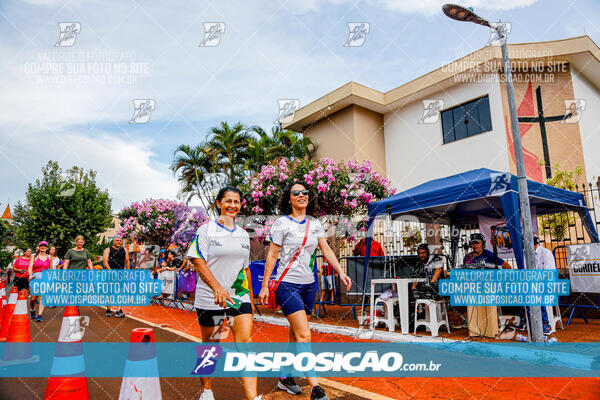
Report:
267,219,310,309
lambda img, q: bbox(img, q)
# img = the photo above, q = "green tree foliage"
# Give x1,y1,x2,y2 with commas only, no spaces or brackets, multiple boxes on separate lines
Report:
172,122,316,209
12,161,112,257
540,164,584,241
0,220,13,270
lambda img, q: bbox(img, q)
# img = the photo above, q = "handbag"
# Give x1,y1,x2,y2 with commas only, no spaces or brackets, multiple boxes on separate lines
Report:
267,219,310,309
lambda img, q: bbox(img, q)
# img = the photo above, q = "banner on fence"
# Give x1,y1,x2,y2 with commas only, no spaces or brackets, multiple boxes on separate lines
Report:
158,270,176,295
477,207,538,260
248,260,278,295
248,260,319,296
567,243,600,293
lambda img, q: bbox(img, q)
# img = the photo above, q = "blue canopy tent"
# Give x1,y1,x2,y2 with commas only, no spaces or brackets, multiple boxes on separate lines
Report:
361,168,599,309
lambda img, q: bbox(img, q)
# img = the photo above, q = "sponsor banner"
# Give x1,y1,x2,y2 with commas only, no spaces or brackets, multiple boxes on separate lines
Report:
567,243,600,293
439,269,569,306
29,270,161,306
477,208,538,260
0,342,598,378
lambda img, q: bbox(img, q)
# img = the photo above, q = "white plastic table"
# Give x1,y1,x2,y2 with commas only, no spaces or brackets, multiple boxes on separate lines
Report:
370,278,426,334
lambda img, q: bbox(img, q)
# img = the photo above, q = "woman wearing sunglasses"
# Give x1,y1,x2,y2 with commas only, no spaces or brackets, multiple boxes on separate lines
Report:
258,180,352,400
186,186,262,400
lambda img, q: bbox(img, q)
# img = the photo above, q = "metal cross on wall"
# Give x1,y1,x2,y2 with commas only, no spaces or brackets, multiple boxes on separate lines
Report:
517,86,573,179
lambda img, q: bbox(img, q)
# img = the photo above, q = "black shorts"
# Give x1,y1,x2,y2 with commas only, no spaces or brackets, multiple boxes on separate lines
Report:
195,303,253,327
14,277,29,291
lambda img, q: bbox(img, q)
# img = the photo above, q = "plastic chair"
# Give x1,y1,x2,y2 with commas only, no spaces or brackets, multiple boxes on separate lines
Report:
374,296,399,332
546,304,564,333
414,299,450,337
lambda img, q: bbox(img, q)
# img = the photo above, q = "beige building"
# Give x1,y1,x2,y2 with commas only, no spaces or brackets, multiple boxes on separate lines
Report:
284,36,600,192
97,215,121,243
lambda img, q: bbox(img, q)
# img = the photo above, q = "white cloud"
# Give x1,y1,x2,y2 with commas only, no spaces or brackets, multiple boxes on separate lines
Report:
0,130,178,211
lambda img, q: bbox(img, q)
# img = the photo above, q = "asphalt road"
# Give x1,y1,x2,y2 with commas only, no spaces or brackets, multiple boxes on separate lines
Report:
0,306,367,400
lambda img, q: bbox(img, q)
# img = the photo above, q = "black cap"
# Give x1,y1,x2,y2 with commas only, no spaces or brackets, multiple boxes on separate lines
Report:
470,233,485,243
417,243,429,253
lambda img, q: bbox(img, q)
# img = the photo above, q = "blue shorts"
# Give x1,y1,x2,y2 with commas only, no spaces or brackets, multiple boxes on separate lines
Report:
275,281,317,316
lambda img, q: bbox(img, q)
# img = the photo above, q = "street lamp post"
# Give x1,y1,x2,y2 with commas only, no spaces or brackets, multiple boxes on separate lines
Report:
442,4,545,343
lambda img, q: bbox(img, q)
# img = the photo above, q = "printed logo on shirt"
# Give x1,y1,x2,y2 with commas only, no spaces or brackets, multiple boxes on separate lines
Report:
209,239,223,247
241,243,249,250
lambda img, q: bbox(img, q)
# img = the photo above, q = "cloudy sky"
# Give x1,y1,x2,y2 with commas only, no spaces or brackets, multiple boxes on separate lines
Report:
1,0,599,211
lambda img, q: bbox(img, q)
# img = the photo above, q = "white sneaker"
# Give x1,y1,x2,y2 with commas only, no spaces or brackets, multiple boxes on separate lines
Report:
253,396,263,400
198,389,215,400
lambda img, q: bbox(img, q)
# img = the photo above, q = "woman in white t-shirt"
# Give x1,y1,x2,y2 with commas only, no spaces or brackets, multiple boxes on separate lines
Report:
258,180,352,400
49,246,60,269
186,186,262,400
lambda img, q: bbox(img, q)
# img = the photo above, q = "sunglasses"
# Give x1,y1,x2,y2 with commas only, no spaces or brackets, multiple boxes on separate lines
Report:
291,190,309,196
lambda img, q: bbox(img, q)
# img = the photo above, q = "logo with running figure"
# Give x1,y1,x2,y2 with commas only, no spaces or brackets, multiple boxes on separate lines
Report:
562,99,586,124
191,345,222,375
419,100,444,124
199,22,226,47
344,22,370,47
275,99,300,125
55,22,81,47
129,99,156,124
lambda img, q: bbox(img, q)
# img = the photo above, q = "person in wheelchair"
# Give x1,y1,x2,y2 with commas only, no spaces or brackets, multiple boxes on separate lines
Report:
411,243,444,299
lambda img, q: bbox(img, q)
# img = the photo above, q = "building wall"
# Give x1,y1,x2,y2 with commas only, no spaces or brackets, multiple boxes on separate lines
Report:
383,80,509,191
97,216,121,244
571,68,600,182
498,64,587,183
304,105,357,165
303,105,386,176
352,106,386,176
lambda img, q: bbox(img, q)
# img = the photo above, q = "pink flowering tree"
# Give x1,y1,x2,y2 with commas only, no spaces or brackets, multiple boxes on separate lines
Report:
240,158,395,242
117,199,208,251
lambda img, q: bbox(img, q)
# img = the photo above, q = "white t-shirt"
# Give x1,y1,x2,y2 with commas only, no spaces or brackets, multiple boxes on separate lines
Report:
268,215,325,284
186,220,251,310
50,257,60,269
535,245,556,270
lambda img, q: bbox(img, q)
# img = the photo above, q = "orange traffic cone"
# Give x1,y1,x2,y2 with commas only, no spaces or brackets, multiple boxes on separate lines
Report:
0,290,39,365
118,328,162,400
44,306,89,400
0,286,18,341
0,278,6,316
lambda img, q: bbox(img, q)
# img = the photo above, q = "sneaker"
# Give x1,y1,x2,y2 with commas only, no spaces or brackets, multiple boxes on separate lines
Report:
278,377,302,395
115,310,125,318
36,315,43,322
105,309,112,317
30,311,36,320
543,324,551,335
253,396,262,400
198,388,215,400
310,385,329,400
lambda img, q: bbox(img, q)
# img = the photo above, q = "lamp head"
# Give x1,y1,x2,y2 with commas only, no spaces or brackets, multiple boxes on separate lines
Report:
442,4,490,28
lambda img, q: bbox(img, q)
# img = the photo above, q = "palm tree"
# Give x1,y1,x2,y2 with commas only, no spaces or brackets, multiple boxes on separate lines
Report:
206,121,251,186
171,144,216,210
271,125,316,159
245,125,284,173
